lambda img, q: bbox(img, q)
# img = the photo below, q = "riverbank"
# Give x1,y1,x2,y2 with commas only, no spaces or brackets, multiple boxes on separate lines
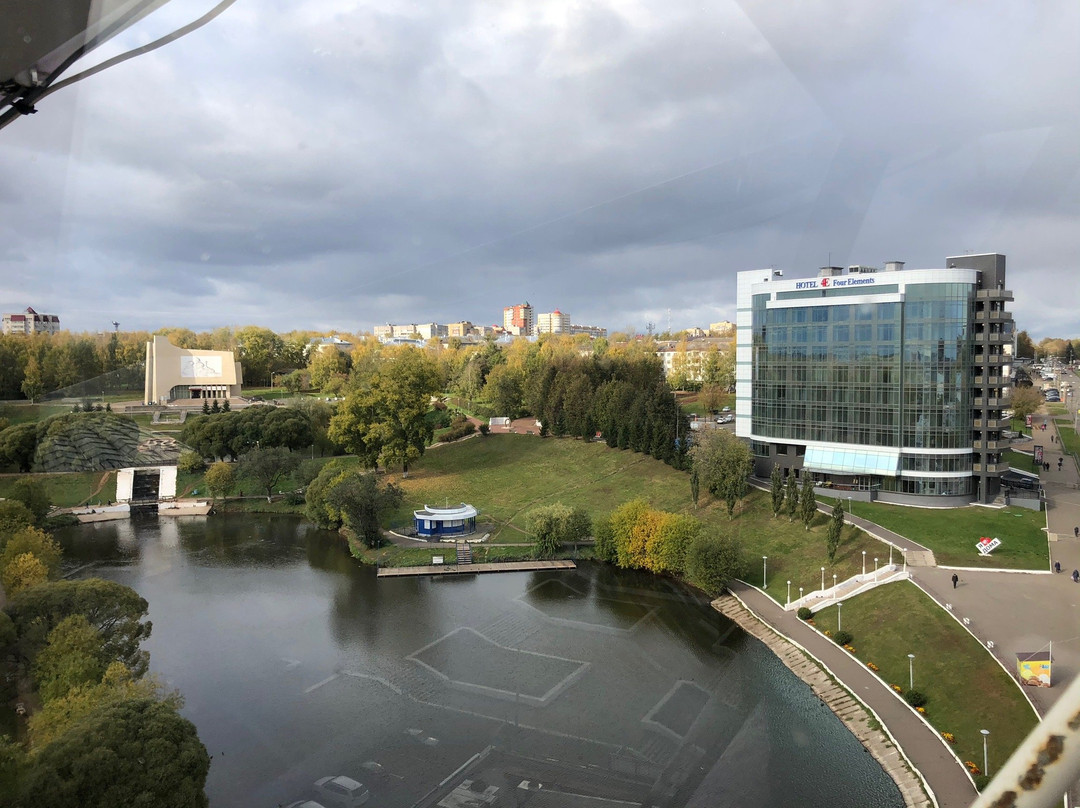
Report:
715,584,982,808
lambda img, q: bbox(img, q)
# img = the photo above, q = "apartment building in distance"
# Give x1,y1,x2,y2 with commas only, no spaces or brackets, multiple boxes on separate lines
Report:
655,337,731,384
536,309,571,335
503,303,534,336
735,254,1014,505
2,306,60,335
373,322,448,341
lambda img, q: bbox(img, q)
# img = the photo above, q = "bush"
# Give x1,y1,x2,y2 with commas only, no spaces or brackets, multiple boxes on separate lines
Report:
684,531,745,596
904,689,928,708
833,630,853,646
177,451,205,474
438,420,476,443
478,423,490,436
797,607,813,620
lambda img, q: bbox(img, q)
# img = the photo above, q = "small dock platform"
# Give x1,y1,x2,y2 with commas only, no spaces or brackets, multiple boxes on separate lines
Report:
377,559,576,577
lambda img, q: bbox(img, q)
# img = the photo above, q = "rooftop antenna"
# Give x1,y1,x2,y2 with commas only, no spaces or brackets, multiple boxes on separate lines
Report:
112,321,120,332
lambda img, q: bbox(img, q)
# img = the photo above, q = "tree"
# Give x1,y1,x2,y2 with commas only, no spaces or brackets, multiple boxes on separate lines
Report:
10,477,50,522
201,399,209,415
690,467,700,507
799,474,817,531
203,462,236,500
785,473,799,522
0,500,36,545
1,552,48,596
482,364,524,419
177,451,205,474
239,446,301,502
527,503,590,559
308,348,349,391
33,615,106,703
691,430,753,518
699,384,725,413
593,518,617,563
826,499,845,562
684,530,745,596
21,354,45,403
282,370,305,394
1010,386,1044,422
6,578,152,676
649,512,700,574
28,662,181,750
329,348,441,475
325,471,403,548
1,526,62,578
0,423,39,472
769,464,785,517
610,499,650,569
304,459,355,529
22,697,210,808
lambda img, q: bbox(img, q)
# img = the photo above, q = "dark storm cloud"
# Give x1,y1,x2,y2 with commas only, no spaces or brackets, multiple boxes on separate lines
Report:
0,0,1077,336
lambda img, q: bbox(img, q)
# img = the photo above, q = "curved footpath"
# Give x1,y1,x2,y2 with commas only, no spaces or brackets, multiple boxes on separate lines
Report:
714,582,975,808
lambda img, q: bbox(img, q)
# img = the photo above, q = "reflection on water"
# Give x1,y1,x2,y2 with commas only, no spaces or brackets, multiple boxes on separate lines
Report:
55,514,902,808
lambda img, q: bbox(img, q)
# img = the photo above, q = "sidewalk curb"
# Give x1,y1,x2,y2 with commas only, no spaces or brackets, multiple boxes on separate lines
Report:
723,586,939,808
937,565,1052,575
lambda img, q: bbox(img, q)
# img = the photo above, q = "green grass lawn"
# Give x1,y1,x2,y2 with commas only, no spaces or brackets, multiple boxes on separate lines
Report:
0,470,116,508
1047,403,1068,416
0,403,73,425
815,582,1037,776
1058,424,1080,462
388,434,695,539
1005,448,1040,472
832,499,1048,570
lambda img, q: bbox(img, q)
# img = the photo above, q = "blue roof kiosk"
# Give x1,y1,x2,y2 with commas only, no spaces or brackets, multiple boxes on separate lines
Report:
413,504,478,538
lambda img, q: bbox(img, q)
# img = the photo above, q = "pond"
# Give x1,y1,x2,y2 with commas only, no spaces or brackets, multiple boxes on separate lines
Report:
56,514,903,808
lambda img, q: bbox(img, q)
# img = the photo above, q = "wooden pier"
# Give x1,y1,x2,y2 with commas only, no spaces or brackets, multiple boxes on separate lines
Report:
377,559,576,578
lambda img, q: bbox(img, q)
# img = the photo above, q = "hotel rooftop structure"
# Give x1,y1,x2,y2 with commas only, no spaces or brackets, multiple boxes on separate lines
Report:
736,254,1013,505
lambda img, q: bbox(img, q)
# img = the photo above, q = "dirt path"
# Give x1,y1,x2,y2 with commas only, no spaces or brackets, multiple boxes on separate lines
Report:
82,471,114,505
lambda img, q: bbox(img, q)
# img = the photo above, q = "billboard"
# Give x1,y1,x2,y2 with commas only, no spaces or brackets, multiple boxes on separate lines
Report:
180,356,223,378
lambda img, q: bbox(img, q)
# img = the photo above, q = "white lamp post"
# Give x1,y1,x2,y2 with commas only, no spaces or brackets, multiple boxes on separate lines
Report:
981,729,990,776
799,586,804,602
821,567,825,592
889,543,894,566
837,601,842,632
862,550,866,577
848,495,853,517
786,580,791,606
763,556,768,589
874,557,879,576
908,653,915,689
832,573,837,600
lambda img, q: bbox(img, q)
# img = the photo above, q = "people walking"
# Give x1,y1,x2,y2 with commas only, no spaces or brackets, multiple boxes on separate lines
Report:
1055,561,1062,573
951,573,959,589
1072,569,1079,583
1074,526,1079,538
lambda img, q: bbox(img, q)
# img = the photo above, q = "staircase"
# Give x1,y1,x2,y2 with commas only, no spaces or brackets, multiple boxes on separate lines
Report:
456,542,472,565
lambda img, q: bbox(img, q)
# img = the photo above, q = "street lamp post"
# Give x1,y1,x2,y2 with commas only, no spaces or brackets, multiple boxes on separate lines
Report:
837,601,842,632
763,556,768,589
981,729,990,776
786,580,791,606
874,557,879,576
908,654,915,689
799,586,804,603
889,543,894,566
848,496,853,517
862,550,866,577
833,573,837,600
820,567,825,592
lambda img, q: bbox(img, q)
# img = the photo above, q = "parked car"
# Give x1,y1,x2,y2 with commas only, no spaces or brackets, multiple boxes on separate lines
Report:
315,776,370,807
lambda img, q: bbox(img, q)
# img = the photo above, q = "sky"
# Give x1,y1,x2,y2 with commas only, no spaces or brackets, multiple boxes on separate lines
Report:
2,0,1078,338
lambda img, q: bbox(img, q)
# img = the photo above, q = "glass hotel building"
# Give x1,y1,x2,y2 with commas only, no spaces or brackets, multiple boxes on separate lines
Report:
735,254,1013,506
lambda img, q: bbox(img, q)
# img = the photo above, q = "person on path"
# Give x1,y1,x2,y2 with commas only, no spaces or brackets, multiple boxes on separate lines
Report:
951,573,959,589
1073,569,1079,583
1074,526,1079,538
1056,561,1062,573
1059,457,1064,470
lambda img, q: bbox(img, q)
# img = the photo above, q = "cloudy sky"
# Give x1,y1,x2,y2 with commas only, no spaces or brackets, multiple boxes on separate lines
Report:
2,0,1078,337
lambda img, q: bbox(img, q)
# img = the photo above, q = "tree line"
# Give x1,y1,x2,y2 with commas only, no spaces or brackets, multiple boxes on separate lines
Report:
0,489,209,807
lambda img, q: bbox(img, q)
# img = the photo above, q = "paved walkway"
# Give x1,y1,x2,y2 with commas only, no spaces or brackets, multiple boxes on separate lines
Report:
376,559,576,577
719,581,976,808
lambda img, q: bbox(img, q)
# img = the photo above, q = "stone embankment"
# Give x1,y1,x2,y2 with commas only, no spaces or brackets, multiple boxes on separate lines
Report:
713,593,933,808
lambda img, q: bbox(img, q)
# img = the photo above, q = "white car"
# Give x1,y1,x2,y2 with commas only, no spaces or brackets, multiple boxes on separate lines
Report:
315,776,370,807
